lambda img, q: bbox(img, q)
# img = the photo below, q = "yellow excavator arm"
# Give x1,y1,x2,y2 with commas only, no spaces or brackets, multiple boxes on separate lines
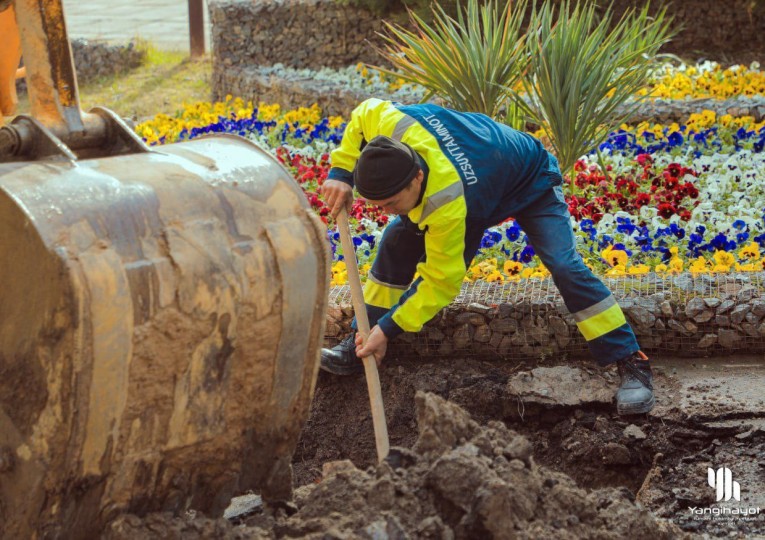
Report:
0,3,22,123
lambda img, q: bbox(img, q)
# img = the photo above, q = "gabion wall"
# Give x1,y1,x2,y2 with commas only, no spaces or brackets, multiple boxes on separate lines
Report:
325,273,765,360
15,39,145,95
214,63,765,121
210,0,765,72
214,66,374,117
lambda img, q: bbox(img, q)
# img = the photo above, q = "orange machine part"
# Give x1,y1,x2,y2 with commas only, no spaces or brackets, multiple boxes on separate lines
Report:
0,5,22,121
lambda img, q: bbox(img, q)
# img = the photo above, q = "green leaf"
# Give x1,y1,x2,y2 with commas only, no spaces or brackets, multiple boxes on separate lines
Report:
374,0,530,118
513,1,679,180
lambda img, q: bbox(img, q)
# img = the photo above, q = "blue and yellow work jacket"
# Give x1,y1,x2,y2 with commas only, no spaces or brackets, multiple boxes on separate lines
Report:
328,98,562,338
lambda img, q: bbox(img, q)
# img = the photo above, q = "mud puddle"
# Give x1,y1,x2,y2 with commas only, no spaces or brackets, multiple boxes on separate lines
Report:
106,355,765,538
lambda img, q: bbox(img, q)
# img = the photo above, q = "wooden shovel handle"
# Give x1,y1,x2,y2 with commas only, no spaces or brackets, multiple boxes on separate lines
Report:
336,208,390,462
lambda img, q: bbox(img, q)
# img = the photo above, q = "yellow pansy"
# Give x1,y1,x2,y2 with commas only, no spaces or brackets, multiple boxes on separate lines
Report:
602,245,629,267
689,256,711,274
605,264,627,276
667,258,683,273
713,250,735,267
504,260,523,276
735,262,758,272
486,270,504,282
739,242,760,260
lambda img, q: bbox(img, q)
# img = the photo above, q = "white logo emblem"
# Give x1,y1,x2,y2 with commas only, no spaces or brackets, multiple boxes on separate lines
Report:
708,467,741,502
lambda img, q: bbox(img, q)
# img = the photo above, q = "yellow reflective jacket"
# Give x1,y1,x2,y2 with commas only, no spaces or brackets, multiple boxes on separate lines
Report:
329,98,560,337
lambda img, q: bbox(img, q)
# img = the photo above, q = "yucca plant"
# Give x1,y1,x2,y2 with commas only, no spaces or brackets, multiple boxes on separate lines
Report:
515,1,677,178
375,0,529,119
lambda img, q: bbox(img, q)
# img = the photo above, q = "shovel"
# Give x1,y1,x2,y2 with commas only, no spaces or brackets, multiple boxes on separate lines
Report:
336,208,391,462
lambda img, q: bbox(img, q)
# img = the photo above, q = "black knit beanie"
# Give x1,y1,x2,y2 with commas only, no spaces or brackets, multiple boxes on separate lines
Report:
353,135,421,200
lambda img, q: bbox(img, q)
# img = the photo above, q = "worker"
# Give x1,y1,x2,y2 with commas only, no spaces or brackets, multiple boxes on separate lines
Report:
319,98,654,415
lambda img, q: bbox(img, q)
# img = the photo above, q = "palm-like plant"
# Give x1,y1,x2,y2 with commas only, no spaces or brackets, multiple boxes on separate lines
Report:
516,1,677,178
375,0,529,119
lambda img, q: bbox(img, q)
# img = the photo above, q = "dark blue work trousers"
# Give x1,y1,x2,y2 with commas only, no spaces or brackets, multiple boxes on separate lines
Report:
362,185,640,366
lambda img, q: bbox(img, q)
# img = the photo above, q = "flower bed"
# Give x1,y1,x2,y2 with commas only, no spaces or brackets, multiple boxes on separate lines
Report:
136,98,765,282
136,85,765,357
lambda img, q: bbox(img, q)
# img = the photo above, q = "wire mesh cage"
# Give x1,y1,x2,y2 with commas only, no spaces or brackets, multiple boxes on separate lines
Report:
325,272,765,361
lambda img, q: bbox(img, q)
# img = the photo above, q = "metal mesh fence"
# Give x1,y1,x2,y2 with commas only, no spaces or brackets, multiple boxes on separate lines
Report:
326,272,765,360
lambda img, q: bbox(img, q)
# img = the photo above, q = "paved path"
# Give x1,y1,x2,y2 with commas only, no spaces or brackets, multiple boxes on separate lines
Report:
64,0,212,52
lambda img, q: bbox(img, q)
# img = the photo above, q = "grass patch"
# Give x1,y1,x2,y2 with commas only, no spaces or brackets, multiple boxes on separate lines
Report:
16,41,212,122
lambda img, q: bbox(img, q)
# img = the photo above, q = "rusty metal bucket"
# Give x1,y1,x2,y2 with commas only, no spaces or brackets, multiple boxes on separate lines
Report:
0,1,330,537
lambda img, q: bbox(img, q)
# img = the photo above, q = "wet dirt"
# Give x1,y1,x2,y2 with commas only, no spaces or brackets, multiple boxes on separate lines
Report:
105,354,765,539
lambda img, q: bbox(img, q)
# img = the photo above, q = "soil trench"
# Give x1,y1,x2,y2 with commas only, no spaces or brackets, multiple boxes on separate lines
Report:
106,354,765,539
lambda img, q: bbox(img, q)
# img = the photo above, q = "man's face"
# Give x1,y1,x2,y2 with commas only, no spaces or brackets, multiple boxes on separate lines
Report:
366,170,424,215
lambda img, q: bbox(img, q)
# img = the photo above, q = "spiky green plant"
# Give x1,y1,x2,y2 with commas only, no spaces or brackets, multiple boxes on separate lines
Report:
375,0,529,119
515,1,677,178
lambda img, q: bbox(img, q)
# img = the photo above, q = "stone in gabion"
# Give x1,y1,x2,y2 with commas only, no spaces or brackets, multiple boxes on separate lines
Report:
526,317,549,345
641,334,663,348
555,332,571,349
737,287,758,302
715,315,731,327
489,318,518,333
742,323,759,338
548,316,568,337
636,296,662,314
625,306,655,329
685,297,706,319
716,299,736,315
752,299,765,318
693,310,714,324
426,327,445,342
326,321,342,336
672,275,693,292
398,332,416,344
668,319,692,336
660,301,674,318
455,312,486,326
474,325,491,344
510,332,527,347
489,332,504,350
697,334,717,348
468,303,493,315
703,298,722,308
453,324,472,350
730,305,751,325
498,335,514,353
718,328,743,349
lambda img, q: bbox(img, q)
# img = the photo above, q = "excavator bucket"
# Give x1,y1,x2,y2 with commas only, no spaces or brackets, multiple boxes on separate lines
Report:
0,1,330,538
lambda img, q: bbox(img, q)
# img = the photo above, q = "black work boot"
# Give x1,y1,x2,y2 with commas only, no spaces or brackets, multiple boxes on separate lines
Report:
320,333,364,376
615,351,655,415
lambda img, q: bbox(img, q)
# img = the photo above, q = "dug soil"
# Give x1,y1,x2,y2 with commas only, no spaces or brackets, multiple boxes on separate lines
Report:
107,355,765,539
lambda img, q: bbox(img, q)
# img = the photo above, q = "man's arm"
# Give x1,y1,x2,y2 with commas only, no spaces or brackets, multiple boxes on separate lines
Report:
326,98,389,185
377,204,468,338
322,98,391,217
